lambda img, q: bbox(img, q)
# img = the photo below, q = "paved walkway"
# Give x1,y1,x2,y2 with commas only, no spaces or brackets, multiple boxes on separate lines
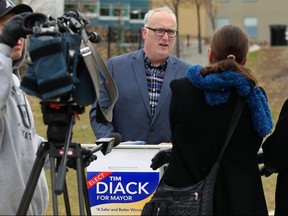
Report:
179,42,261,66
180,41,210,65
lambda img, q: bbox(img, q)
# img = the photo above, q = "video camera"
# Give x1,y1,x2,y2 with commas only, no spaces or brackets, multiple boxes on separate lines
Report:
21,9,96,105
20,9,118,126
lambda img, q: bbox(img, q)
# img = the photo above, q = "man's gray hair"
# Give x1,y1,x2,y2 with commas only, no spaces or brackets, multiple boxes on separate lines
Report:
143,6,176,27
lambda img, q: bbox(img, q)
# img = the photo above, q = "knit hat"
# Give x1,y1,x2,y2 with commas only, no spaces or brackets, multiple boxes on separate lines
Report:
0,0,32,18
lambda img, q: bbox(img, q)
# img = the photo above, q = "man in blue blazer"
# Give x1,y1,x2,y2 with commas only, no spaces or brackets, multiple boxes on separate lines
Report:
89,6,191,144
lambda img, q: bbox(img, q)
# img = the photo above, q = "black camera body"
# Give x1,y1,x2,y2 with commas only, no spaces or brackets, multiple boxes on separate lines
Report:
21,9,97,107
21,8,118,126
19,9,99,133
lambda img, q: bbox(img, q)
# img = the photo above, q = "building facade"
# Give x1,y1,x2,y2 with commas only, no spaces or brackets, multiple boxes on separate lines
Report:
212,0,288,44
21,0,288,45
64,0,150,30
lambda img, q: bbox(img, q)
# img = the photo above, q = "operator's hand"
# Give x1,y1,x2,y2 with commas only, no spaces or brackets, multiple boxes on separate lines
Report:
257,151,273,177
0,12,32,47
257,151,264,164
66,147,97,170
259,166,273,177
150,148,172,170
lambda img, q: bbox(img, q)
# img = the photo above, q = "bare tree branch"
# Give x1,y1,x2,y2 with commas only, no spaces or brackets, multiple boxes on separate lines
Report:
204,0,219,31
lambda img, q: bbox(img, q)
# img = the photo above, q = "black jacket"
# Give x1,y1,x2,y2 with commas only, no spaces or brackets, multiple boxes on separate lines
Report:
262,98,288,215
164,77,268,215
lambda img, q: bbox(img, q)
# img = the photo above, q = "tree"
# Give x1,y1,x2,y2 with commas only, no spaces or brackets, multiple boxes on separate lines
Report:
158,0,192,58
164,0,204,55
191,0,219,54
192,0,203,54
204,0,219,32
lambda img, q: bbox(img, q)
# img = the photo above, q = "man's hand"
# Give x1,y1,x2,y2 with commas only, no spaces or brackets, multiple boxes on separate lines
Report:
150,148,172,170
0,12,32,47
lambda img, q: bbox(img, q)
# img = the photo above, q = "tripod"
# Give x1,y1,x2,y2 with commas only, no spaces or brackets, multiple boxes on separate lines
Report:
17,102,92,215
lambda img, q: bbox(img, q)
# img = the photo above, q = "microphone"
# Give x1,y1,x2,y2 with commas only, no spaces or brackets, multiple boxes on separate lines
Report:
88,32,102,43
90,133,122,156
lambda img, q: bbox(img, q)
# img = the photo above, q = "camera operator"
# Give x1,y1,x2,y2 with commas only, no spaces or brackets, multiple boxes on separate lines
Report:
0,1,49,214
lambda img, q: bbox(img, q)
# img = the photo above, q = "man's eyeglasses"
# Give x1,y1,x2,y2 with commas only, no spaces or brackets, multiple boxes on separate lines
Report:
145,27,178,38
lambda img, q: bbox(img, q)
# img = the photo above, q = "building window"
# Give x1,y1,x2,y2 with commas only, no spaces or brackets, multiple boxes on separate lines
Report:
100,4,110,16
99,3,129,17
215,17,230,29
112,6,128,17
65,2,99,14
82,4,98,13
244,17,258,38
130,8,147,20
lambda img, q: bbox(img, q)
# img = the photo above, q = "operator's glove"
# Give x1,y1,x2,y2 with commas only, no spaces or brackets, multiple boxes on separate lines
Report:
259,166,273,177
0,12,32,47
257,151,273,177
257,151,264,164
150,148,172,170
66,147,97,170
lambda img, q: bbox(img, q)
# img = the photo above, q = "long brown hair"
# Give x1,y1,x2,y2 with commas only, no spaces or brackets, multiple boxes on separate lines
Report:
202,24,257,86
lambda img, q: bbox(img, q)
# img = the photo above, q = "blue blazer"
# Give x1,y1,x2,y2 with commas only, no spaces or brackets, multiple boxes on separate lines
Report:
90,49,191,144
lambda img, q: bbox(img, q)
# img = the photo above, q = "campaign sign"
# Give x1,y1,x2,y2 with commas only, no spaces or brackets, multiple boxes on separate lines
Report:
86,145,167,215
87,171,159,215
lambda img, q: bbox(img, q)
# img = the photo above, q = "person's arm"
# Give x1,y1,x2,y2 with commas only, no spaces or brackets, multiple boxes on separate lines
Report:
89,100,114,139
262,99,288,173
0,12,32,118
0,45,13,119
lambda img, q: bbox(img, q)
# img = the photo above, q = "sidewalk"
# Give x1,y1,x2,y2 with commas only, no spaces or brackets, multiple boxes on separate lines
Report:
180,42,210,65
180,43,261,66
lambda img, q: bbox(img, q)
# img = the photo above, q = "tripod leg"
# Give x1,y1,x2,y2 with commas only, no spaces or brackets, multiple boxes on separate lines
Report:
82,166,92,215
76,156,85,215
49,156,59,215
54,114,75,195
63,179,72,216
50,150,72,215
17,142,49,215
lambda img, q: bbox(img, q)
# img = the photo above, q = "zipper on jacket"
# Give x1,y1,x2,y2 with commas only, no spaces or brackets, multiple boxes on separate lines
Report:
194,192,199,200
156,207,160,216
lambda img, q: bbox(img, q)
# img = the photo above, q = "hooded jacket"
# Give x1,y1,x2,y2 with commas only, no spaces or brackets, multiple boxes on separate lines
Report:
0,42,49,215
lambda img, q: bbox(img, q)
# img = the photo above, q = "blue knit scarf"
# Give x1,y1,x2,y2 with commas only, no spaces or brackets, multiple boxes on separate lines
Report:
187,65,273,137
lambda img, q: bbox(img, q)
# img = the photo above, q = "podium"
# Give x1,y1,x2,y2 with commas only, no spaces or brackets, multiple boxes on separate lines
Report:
86,143,171,215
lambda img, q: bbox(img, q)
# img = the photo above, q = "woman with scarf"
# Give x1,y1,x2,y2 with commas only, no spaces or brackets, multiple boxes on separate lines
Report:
161,24,273,215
